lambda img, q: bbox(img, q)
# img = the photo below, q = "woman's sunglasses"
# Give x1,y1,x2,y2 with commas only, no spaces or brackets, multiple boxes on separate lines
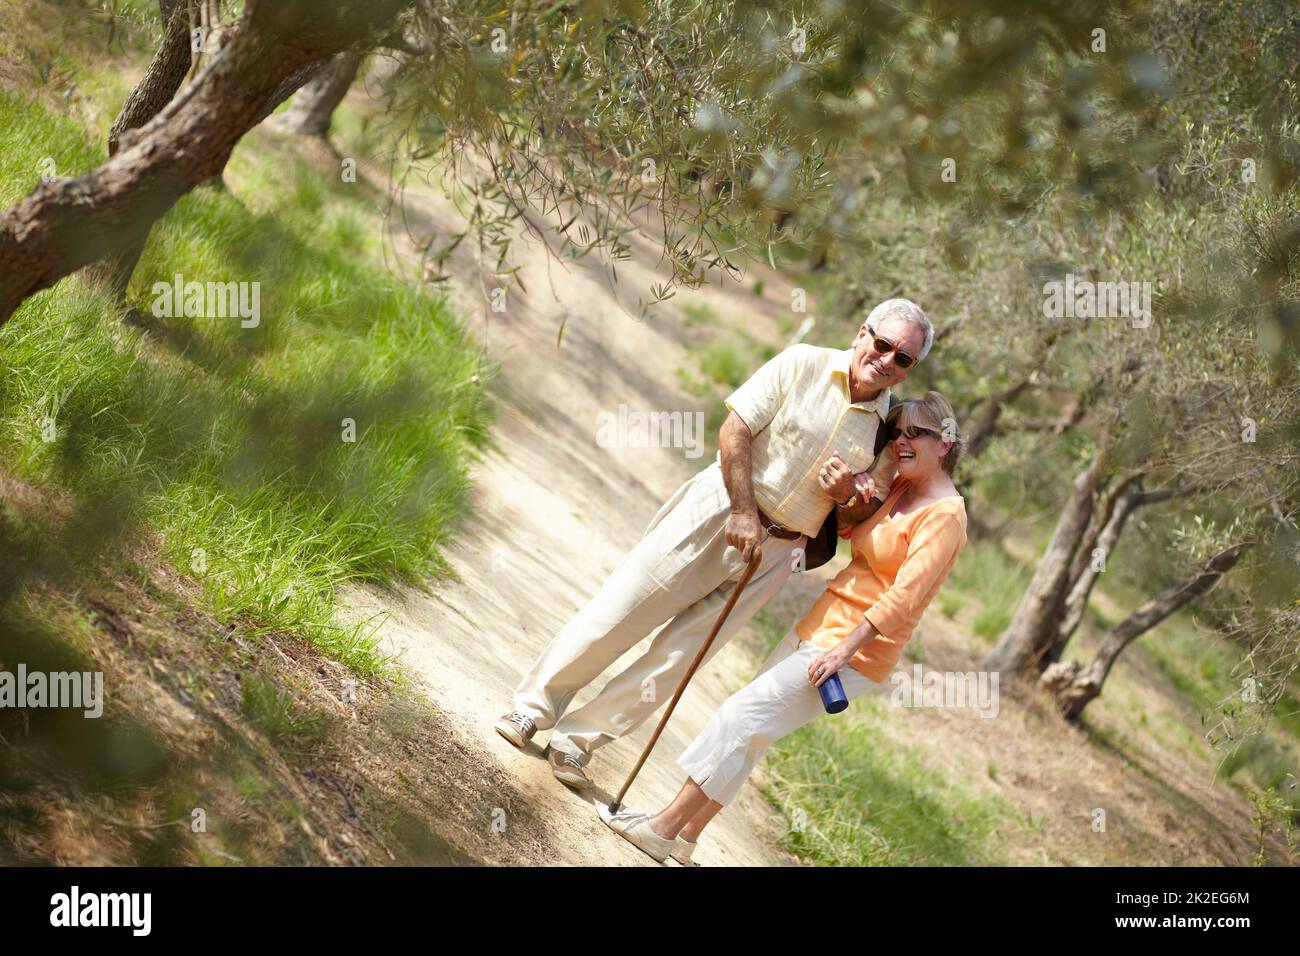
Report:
868,331,918,369
896,424,940,441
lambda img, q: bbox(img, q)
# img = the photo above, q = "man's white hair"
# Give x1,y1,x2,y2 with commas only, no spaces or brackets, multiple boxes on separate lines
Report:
864,298,934,361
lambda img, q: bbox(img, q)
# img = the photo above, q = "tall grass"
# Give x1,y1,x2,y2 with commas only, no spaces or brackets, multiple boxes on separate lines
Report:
0,89,493,674
760,693,1017,866
945,539,1030,642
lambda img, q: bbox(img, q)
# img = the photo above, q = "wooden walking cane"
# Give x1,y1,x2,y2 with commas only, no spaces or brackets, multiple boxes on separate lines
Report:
608,545,764,813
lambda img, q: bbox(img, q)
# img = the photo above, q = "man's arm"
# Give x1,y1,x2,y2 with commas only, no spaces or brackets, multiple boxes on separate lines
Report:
834,485,885,525
718,344,805,562
719,410,762,562
719,409,758,514
838,443,898,523
821,451,889,524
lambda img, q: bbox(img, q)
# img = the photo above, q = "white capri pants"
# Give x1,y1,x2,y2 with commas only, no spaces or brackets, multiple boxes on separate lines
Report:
677,628,877,806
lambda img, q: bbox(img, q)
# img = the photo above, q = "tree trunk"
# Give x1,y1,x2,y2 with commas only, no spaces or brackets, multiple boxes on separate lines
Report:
0,0,407,327
108,0,195,156
981,437,1112,676
266,50,362,138
1041,541,1250,720
90,0,196,303
1043,473,1148,664
204,57,338,188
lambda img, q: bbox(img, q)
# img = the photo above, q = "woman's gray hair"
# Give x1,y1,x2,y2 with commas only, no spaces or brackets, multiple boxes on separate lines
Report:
864,298,934,361
886,390,964,474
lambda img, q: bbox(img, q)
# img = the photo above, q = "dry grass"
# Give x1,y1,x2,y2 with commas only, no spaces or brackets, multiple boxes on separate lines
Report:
0,477,561,866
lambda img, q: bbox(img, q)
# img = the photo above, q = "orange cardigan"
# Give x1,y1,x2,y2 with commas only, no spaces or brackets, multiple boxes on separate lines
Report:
794,476,967,682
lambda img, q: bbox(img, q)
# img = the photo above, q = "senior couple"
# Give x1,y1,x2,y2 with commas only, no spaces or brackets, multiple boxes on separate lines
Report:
495,297,968,865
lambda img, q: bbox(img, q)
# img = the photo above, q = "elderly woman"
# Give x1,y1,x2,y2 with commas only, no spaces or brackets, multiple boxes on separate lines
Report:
603,390,968,865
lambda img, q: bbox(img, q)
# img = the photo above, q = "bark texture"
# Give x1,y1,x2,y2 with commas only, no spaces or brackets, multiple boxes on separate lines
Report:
269,50,364,137
1040,542,1248,719
981,439,1112,675
108,0,196,157
0,0,408,326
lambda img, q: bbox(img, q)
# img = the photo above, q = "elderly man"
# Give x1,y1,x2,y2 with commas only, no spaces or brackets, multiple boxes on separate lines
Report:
495,298,934,791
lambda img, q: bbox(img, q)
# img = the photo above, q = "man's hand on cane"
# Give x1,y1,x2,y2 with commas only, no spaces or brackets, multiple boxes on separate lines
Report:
725,510,762,563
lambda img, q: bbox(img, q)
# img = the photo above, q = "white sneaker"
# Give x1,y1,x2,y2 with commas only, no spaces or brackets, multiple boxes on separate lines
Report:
670,836,701,867
598,806,675,863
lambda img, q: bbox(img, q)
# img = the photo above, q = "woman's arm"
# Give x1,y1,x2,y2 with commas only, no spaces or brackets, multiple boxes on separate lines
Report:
808,617,881,686
863,512,965,643
834,477,886,526
808,510,964,687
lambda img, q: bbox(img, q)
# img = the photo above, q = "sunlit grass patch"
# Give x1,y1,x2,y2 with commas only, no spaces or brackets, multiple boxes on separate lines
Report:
759,693,1018,866
946,539,1029,643
0,87,493,675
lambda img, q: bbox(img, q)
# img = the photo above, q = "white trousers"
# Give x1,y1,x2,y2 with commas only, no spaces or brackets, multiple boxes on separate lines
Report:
512,461,807,762
677,628,876,806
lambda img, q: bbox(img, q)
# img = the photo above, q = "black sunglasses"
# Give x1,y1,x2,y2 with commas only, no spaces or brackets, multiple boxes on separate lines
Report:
896,424,940,441
866,330,918,369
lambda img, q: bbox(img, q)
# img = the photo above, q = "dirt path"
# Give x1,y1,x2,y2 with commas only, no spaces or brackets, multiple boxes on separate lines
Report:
324,118,1288,871
339,159,808,866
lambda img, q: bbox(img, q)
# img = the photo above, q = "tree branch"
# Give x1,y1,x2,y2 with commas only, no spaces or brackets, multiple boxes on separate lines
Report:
0,0,409,326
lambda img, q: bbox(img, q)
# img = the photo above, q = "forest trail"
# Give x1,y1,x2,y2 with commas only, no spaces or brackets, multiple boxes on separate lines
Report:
341,157,820,865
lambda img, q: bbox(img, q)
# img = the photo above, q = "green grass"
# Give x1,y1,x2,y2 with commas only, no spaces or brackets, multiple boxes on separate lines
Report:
242,672,326,741
674,365,714,399
680,301,719,327
759,693,1018,865
748,608,790,659
685,330,776,391
936,590,964,619
678,328,774,464
743,608,1020,866
0,83,493,675
696,338,753,388
0,90,103,190
0,1,147,121
946,539,1030,643
1129,604,1300,803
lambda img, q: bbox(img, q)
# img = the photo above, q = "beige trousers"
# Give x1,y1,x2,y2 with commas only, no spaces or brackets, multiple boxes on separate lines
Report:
512,460,807,763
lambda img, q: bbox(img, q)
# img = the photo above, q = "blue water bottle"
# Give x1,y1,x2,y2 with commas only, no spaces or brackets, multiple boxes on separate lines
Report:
818,672,849,714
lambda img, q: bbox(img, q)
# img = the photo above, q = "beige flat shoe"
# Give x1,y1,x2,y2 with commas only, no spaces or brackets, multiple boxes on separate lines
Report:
598,805,675,863
670,836,701,867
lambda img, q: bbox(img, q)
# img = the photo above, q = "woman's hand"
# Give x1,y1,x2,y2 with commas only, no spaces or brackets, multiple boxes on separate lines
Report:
807,619,879,687
807,642,857,688
851,471,878,503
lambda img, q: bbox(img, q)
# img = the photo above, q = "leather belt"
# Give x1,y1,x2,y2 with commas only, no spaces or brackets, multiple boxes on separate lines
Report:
756,506,802,540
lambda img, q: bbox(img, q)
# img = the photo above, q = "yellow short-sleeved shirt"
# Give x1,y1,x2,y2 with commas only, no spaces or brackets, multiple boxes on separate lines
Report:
795,476,967,682
723,344,896,538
